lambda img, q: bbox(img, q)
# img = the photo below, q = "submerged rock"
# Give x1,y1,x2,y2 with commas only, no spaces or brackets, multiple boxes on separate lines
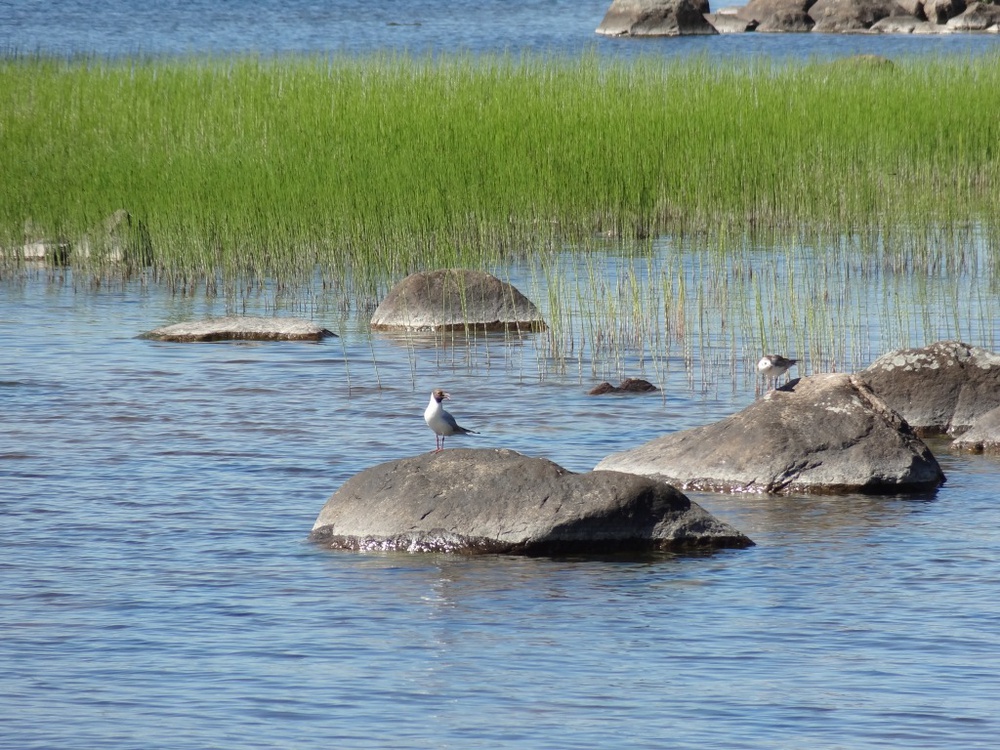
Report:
310,448,753,554
370,268,546,332
859,341,1000,436
596,0,719,36
596,373,944,494
141,316,335,342
588,378,660,395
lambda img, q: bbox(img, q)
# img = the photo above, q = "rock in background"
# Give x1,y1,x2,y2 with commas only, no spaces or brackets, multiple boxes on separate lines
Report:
859,340,1000,436
370,268,546,332
596,0,719,36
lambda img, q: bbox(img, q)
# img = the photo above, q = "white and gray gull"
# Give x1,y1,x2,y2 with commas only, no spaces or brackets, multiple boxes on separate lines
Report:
424,389,479,451
757,354,798,388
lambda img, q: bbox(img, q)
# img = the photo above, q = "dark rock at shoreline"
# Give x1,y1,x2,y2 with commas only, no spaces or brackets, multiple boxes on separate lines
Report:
370,268,546,333
596,372,945,494
735,0,817,30
310,448,753,554
596,0,719,36
141,316,335,342
860,340,1000,436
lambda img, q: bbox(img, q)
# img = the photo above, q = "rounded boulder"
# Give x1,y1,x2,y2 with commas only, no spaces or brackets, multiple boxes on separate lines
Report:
370,268,545,332
310,448,753,554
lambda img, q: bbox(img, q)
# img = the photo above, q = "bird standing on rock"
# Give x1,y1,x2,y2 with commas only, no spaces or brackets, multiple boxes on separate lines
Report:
757,355,798,389
424,389,478,451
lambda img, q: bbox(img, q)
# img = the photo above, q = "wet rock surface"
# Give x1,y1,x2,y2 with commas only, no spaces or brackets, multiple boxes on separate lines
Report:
310,448,753,554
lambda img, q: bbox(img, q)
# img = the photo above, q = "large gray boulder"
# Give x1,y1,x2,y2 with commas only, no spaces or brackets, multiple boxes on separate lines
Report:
596,373,944,494
596,0,719,36
952,406,1000,453
370,269,546,332
810,0,908,31
310,449,753,554
860,341,1000,436
141,316,335,342
737,0,817,31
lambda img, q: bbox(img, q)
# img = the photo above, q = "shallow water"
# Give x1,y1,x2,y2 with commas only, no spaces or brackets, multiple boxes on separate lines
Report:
3,267,1000,749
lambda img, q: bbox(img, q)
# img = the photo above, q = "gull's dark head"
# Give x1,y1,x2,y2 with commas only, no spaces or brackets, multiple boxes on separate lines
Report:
432,389,450,403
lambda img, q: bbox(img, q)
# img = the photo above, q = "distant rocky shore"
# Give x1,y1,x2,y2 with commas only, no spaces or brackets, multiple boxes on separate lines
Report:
597,0,1000,36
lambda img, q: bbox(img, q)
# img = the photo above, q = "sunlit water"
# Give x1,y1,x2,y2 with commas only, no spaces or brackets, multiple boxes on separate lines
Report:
3,3,1000,748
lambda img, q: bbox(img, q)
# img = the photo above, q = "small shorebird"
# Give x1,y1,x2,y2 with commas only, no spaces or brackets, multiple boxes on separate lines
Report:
424,389,478,451
757,354,798,389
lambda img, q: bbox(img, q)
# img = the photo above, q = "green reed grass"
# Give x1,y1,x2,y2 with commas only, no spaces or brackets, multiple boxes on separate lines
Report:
3,52,999,388
2,52,999,286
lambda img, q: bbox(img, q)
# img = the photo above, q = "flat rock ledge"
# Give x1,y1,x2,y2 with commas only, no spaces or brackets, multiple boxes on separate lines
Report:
309,448,753,554
140,316,335,342
370,268,546,333
859,340,1000,436
951,406,1000,454
596,373,945,494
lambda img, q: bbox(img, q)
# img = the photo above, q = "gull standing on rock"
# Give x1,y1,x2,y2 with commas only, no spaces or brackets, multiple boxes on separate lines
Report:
424,389,478,451
758,354,798,389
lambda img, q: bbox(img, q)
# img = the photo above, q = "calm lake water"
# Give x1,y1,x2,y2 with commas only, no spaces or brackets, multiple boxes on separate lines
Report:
3,3,1000,749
